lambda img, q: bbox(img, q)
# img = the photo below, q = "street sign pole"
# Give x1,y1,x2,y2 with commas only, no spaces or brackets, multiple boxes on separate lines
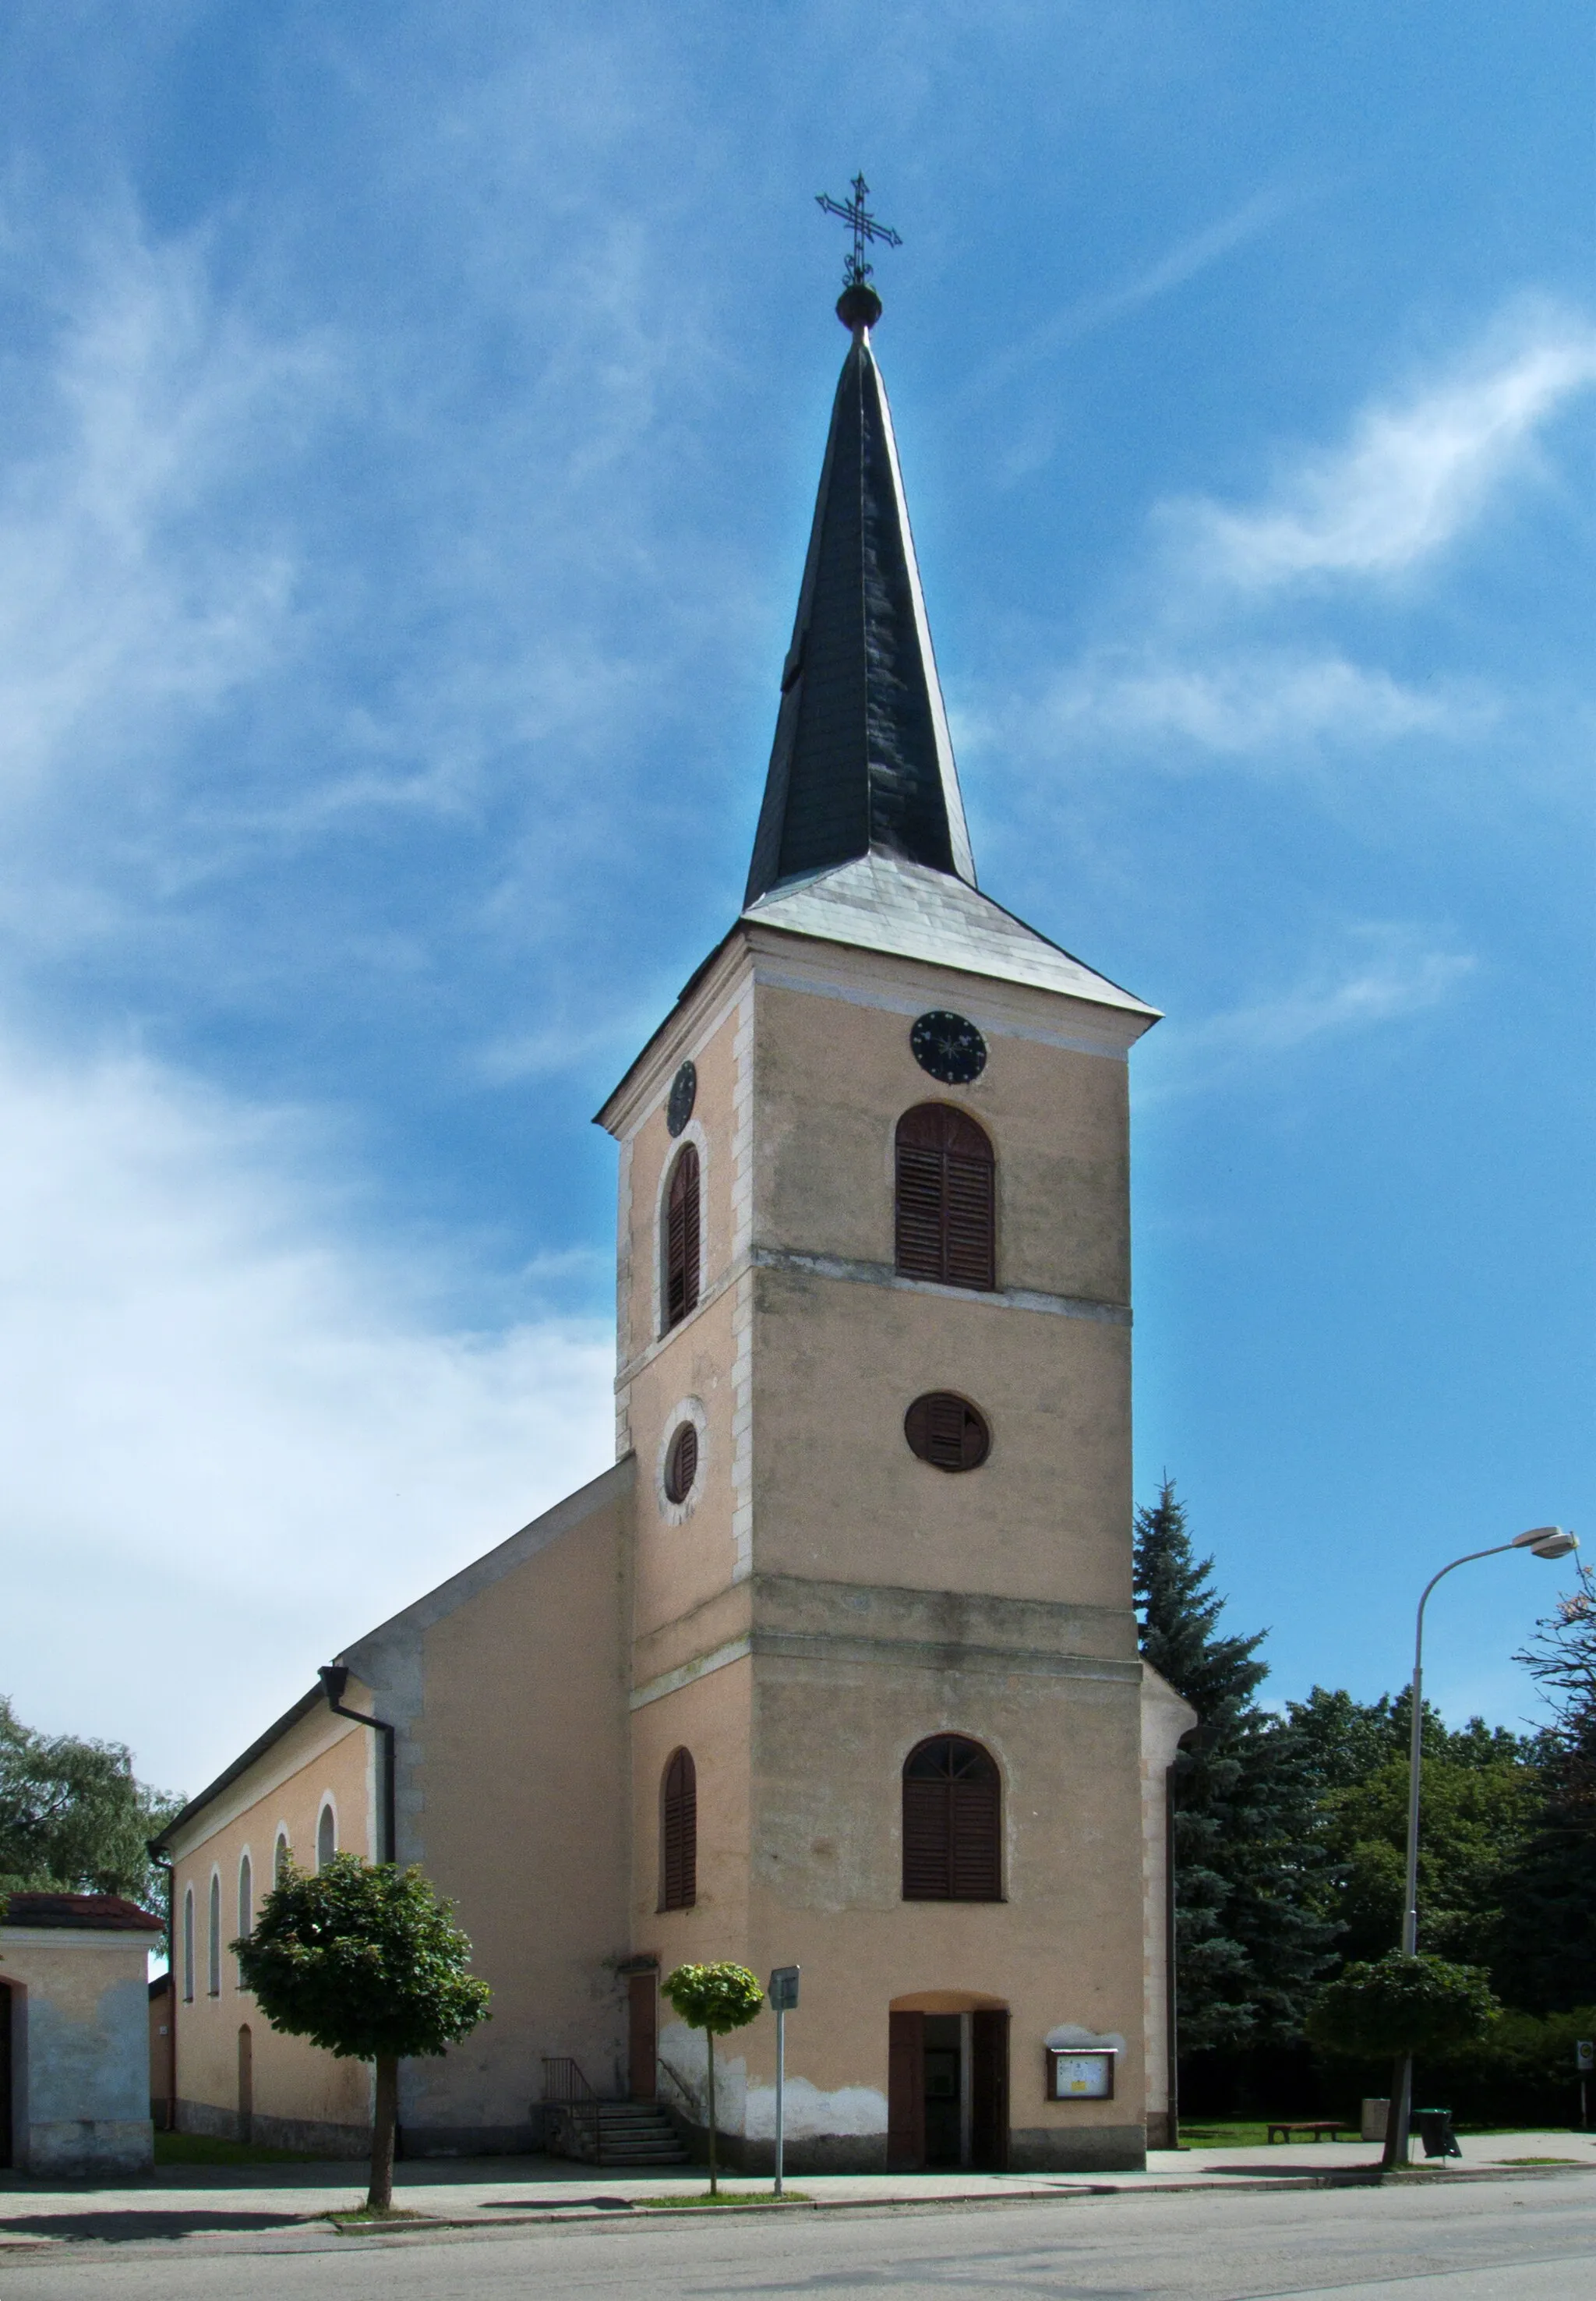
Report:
1577,2041,1593,2130
768,1967,800,2197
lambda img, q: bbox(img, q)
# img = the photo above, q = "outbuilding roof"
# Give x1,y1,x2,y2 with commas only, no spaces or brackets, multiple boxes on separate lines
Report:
3,1891,164,1932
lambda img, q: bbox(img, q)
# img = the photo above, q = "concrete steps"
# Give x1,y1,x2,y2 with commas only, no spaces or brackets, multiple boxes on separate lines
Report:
550,2100,691,2166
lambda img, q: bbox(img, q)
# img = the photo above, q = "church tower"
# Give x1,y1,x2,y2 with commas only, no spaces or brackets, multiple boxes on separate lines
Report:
598,276,1191,2173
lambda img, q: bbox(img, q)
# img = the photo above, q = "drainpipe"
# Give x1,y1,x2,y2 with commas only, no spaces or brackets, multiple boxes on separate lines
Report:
146,1840,177,2133
317,1667,397,1864
1163,1764,1179,2151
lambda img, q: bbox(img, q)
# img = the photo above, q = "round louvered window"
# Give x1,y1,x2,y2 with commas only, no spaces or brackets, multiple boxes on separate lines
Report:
664,1421,700,1504
904,1392,990,1472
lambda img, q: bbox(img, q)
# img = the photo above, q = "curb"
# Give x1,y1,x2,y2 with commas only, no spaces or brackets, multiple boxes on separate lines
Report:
319,2160,1596,2233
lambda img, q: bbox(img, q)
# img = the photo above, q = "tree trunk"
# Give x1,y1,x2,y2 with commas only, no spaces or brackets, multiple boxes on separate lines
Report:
706,2031,718,2197
369,2055,399,2211
1381,2053,1409,2173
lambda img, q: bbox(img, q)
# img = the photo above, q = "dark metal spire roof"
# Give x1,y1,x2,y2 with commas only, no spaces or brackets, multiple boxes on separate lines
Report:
743,294,976,907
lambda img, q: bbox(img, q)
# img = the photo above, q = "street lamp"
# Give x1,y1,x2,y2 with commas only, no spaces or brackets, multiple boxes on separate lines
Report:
1389,1525,1579,2166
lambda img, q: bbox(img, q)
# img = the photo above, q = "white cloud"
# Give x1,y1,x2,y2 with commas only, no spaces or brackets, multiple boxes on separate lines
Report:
1178,304,1596,589
0,1031,613,1793
1154,931,1475,1090
0,214,328,805
1040,649,1483,756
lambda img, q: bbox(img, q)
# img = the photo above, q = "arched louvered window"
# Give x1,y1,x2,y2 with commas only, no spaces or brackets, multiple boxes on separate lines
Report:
236,1854,252,1983
895,1105,995,1291
664,1143,701,1332
274,1829,290,1885
207,1872,222,1995
902,1735,1002,1902
659,1747,697,1911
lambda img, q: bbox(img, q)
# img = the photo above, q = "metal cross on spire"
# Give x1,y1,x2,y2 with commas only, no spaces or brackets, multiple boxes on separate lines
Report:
815,174,902,289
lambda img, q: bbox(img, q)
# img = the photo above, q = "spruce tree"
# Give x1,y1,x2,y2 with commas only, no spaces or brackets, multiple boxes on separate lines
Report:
1135,1480,1338,2051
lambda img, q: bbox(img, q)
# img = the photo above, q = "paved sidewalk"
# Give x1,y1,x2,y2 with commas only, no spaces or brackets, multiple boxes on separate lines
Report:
2,2127,1594,2247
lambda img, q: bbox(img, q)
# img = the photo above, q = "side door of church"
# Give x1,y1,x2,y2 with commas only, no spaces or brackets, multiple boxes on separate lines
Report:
627,1973,657,2101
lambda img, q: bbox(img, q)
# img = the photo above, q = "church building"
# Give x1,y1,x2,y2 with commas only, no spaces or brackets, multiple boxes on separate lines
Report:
155,269,1195,2176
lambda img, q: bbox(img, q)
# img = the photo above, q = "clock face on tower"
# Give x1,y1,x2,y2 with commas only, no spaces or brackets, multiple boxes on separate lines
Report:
910,1010,987,1086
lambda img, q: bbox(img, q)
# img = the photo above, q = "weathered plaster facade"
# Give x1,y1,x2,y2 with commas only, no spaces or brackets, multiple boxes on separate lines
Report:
152,288,1194,2172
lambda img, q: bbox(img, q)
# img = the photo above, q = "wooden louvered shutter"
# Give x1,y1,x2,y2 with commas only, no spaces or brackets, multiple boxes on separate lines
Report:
660,1748,697,1911
895,1105,994,1291
950,1772,1002,1900
944,1114,995,1291
902,1776,951,1900
665,1145,701,1330
895,1107,947,1280
903,1737,1002,1902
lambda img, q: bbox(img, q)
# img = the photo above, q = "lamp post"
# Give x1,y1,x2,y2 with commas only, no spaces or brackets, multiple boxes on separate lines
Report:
1389,1524,1578,2167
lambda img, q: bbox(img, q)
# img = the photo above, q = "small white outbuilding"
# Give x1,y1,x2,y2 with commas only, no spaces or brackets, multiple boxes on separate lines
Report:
2,1892,163,2176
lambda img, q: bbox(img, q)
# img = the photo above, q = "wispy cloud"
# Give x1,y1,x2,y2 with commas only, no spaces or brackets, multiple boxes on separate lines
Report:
960,188,1292,410
996,299,1595,769
0,1030,612,1788
0,214,329,805
1039,648,1486,756
1146,929,1476,1098
1176,302,1596,589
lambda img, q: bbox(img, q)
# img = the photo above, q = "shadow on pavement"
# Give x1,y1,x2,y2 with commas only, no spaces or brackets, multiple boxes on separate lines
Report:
1,2209,318,2245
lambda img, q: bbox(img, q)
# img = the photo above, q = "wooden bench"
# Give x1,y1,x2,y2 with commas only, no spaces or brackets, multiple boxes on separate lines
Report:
1266,2119,1346,2144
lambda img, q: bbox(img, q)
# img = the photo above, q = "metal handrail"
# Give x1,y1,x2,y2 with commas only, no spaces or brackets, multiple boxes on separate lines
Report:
655,2058,697,2119
541,2055,599,2107
541,2057,603,2161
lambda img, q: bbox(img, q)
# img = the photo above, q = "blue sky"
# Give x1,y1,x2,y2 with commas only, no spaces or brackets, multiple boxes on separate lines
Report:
2,2,1590,1796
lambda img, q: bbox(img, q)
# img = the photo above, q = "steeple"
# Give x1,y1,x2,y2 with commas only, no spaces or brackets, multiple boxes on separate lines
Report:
743,286,976,907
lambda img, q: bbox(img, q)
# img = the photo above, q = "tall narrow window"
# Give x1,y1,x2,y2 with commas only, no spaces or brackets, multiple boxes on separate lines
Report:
236,1854,252,1985
664,1144,701,1331
316,1802,336,1871
895,1105,995,1291
182,1886,195,2002
659,1748,697,1911
207,1872,222,1995
274,1829,289,1885
902,1735,1002,1902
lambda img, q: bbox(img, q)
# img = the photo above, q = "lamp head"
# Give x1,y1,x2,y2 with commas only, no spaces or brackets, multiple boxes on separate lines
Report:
1513,1525,1579,1561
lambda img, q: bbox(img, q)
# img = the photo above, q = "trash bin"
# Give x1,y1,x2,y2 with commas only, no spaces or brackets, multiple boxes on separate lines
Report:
1415,2108,1461,2159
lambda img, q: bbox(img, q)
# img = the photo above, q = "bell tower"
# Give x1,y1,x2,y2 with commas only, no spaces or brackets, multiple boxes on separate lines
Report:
597,274,1188,2173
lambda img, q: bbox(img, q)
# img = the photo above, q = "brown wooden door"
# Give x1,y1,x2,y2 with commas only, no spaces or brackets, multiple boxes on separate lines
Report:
887,2010,925,2171
628,1974,658,2101
0,1983,11,2168
237,2025,253,2144
971,2009,1009,2170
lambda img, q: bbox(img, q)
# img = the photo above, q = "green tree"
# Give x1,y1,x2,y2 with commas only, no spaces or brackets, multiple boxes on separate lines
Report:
0,1695,180,1917
1135,1481,1338,2052
1306,1951,1499,2168
1316,1750,1542,1971
661,1962,764,2195
1499,1564,1596,2011
235,1854,490,2211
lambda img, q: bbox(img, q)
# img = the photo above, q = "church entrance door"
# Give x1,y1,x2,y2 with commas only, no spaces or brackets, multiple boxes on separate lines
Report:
970,2008,1009,2171
627,1974,657,2101
886,2010,923,2169
888,2002,1009,2171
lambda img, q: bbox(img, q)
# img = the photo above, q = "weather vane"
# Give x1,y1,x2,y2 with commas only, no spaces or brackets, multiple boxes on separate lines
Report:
815,174,902,290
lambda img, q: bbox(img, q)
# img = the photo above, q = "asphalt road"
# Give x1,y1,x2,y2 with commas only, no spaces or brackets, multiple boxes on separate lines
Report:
4,2176,1594,2299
